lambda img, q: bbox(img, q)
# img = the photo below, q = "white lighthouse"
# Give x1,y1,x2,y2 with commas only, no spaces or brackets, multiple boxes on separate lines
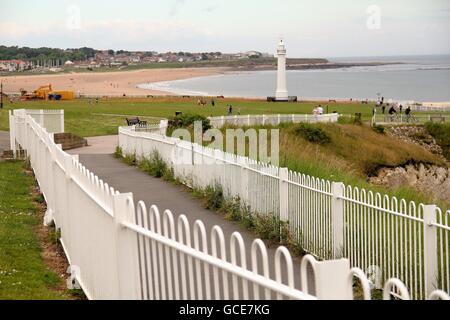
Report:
275,39,288,101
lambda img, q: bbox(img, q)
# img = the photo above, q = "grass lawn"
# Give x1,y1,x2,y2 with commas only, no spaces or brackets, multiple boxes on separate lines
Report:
0,97,377,137
0,160,69,299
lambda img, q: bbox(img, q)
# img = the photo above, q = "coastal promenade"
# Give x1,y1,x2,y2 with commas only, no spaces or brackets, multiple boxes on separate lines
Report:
68,135,315,293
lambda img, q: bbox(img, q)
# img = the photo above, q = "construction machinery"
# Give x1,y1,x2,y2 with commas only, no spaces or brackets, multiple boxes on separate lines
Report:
20,84,74,101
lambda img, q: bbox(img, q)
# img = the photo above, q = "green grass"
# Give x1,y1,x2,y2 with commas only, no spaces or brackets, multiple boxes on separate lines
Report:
424,122,450,161
212,122,448,208
0,97,379,137
0,160,69,299
2,97,448,138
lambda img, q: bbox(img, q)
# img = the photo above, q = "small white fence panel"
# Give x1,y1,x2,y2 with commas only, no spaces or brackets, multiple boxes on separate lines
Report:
208,113,339,129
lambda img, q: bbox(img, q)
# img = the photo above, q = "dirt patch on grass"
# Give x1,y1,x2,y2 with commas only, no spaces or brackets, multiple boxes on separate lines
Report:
25,167,85,299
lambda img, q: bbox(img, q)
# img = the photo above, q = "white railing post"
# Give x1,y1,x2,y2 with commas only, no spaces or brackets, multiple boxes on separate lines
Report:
315,259,353,299
247,114,250,126
331,182,345,259
112,193,141,300
9,110,15,152
240,162,249,206
277,114,281,125
279,168,289,222
423,204,438,296
39,109,44,127
159,119,168,136
301,256,353,299
262,114,266,126
43,150,56,226
60,110,64,133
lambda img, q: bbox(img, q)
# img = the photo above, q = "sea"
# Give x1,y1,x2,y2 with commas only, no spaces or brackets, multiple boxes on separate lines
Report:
138,55,450,102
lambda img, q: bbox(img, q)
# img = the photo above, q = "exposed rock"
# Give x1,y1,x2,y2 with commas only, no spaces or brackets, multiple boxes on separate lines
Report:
386,126,445,161
369,163,450,204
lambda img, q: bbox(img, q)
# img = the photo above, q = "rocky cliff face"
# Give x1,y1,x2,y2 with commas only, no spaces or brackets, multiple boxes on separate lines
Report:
369,163,450,204
368,126,449,205
387,126,445,161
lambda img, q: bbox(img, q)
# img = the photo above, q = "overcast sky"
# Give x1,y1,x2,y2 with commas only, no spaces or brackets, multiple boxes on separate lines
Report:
1,0,449,57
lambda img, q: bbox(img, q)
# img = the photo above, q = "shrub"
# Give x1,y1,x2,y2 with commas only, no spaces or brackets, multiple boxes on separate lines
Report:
372,124,385,134
254,214,281,242
138,150,168,178
222,196,243,221
123,153,137,166
294,123,331,144
168,113,211,133
114,146,123,158
48,228,61,245
337,115,353,125
203,184,224,210
424,122,450,160
162,166,175,182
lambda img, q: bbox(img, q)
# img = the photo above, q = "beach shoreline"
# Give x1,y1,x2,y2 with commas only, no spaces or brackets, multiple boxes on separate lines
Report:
0,67,228,96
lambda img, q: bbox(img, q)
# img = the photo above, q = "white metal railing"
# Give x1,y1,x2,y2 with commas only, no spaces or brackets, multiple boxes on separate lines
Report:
119,123,450,300
208,113,339,129
415,103,450,112
372,113,450,125
9,109,449,300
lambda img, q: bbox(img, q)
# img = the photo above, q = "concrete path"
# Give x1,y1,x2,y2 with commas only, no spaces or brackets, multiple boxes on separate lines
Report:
0,131,10,155
75,135,315,295
67,135,118,155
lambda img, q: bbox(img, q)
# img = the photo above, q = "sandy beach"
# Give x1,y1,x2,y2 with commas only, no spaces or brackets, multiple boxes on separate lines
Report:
0,67,227,96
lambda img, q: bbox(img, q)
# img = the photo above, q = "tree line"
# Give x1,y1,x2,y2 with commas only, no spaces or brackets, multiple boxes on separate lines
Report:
0,46,97,62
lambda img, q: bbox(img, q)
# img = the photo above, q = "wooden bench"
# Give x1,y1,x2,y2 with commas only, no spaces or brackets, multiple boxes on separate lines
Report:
126,117,147,126
430,116,445,123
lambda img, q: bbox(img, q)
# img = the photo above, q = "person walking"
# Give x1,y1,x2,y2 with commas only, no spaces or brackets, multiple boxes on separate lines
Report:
381,105,386,114
388,105,397,122
405,106,412,122
211,99,215,107
388,105,397,115
227,104,233,116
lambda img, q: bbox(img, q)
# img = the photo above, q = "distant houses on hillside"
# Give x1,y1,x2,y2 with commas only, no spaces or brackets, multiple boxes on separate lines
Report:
0,60,33,72
0,46,275,73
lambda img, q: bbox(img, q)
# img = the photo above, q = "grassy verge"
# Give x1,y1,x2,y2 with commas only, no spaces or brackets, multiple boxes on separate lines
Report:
2,98,448,138
215,121,448,208
0,98,379,137
424,122,450,161
0,160,76,299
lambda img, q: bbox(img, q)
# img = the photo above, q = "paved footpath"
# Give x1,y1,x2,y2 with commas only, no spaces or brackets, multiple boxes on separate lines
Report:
70,135,315,294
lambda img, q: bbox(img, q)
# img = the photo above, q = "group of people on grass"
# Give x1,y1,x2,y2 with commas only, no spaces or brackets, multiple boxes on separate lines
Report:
312,105,324,115
374,97,413,122
196,98,241,116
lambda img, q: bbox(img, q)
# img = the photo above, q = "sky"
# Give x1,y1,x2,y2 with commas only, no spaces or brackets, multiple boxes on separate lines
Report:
0,0,449,57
